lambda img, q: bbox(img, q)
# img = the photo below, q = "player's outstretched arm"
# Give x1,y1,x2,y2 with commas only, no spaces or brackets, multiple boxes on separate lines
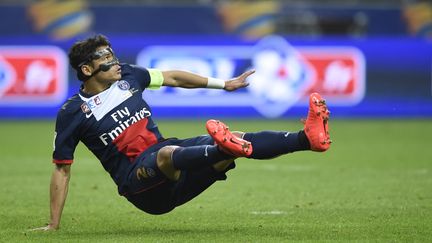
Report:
161,69,254,91
31,164,71,231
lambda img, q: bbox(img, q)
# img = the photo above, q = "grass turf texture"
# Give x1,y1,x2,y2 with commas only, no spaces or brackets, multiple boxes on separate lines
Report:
0,119,431,242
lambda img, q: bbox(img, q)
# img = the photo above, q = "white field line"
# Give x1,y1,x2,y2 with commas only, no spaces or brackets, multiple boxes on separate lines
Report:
250,210,287,215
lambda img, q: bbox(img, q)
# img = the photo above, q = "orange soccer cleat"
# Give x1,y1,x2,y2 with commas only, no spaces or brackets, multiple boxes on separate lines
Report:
303,92,332,152
206,119,253,157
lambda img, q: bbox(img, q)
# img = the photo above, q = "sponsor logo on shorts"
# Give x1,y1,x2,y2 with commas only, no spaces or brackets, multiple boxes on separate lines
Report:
136,166,156,180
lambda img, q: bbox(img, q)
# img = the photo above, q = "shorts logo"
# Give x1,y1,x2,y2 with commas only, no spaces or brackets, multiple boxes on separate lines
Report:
118,80,130,90
136,166,156,180
146,168,156,177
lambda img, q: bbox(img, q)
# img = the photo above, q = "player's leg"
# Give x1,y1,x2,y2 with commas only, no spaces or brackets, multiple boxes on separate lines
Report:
154,137,238,208
156,145,232,179
126,136,240,214
207,92,331,159
173,159,237,207
125,151,178,215
242,130,311,159
212,158,236,172
155,133,245,180
156,146,182,180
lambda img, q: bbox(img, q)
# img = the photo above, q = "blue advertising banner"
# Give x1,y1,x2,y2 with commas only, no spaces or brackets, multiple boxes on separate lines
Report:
0,35,431,119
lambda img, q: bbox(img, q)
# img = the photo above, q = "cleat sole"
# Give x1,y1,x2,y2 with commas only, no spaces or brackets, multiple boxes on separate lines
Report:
206,119,253,157
304,93,331,152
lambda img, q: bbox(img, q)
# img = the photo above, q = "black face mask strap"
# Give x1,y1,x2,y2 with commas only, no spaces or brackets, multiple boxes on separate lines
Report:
88,57,120,78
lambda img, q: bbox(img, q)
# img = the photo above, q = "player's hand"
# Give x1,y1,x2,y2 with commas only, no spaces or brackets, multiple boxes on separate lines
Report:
29,224,58,232
224,69,255,91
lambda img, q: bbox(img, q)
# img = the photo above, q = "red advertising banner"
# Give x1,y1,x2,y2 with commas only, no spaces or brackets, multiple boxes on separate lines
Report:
0,46,68,106
300,47,365,105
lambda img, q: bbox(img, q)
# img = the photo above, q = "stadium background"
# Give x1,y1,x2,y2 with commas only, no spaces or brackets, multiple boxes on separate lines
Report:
0,0,431,242
0,0,431,119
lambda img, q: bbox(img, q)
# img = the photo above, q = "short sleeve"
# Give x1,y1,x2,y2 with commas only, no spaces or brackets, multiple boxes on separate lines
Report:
52,109,80,165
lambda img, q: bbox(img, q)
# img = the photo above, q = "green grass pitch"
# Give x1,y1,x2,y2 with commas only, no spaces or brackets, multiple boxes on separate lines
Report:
0,119,431,242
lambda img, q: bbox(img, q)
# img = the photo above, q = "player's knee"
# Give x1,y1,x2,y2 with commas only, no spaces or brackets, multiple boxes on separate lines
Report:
156,146,181,181
213,159,235,172
156,146,178,168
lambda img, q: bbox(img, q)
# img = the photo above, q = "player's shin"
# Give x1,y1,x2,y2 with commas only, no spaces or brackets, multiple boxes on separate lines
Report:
171,145,233,170
242,131,311,159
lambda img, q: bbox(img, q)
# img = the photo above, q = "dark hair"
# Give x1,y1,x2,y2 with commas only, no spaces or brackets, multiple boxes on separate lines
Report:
68,34,111,81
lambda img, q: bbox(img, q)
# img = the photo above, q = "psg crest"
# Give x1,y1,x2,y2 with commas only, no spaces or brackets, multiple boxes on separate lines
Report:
117,80,130,90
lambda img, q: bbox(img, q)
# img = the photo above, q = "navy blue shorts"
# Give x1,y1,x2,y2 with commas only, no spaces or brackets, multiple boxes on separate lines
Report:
123,135,236,215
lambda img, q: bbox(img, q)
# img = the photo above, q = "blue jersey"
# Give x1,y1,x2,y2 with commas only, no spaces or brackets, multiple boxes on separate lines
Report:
53,64,165,193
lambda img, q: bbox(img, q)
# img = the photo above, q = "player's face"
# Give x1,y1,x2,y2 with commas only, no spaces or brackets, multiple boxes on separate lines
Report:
91,46,121,82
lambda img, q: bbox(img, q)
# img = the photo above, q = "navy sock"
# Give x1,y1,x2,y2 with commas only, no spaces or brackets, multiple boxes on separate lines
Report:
172,145,233,170
243,130,311,159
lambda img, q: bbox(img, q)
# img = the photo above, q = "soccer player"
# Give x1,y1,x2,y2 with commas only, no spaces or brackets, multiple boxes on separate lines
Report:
33,34,331,231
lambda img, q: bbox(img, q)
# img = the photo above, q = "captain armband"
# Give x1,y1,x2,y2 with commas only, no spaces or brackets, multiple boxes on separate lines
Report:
148,69,164,90
206,77,225,89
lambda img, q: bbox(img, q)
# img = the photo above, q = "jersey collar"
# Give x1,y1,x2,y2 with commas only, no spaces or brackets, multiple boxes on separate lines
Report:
79,82,115,98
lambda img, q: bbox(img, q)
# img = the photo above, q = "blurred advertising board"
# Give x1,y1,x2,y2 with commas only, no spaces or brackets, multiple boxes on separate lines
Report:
0,46,67,106
137,36,365,118
0,36,430,119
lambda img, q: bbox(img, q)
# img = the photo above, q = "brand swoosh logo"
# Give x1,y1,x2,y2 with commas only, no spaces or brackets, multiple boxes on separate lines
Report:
204,145,209,157
85,112,93,119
